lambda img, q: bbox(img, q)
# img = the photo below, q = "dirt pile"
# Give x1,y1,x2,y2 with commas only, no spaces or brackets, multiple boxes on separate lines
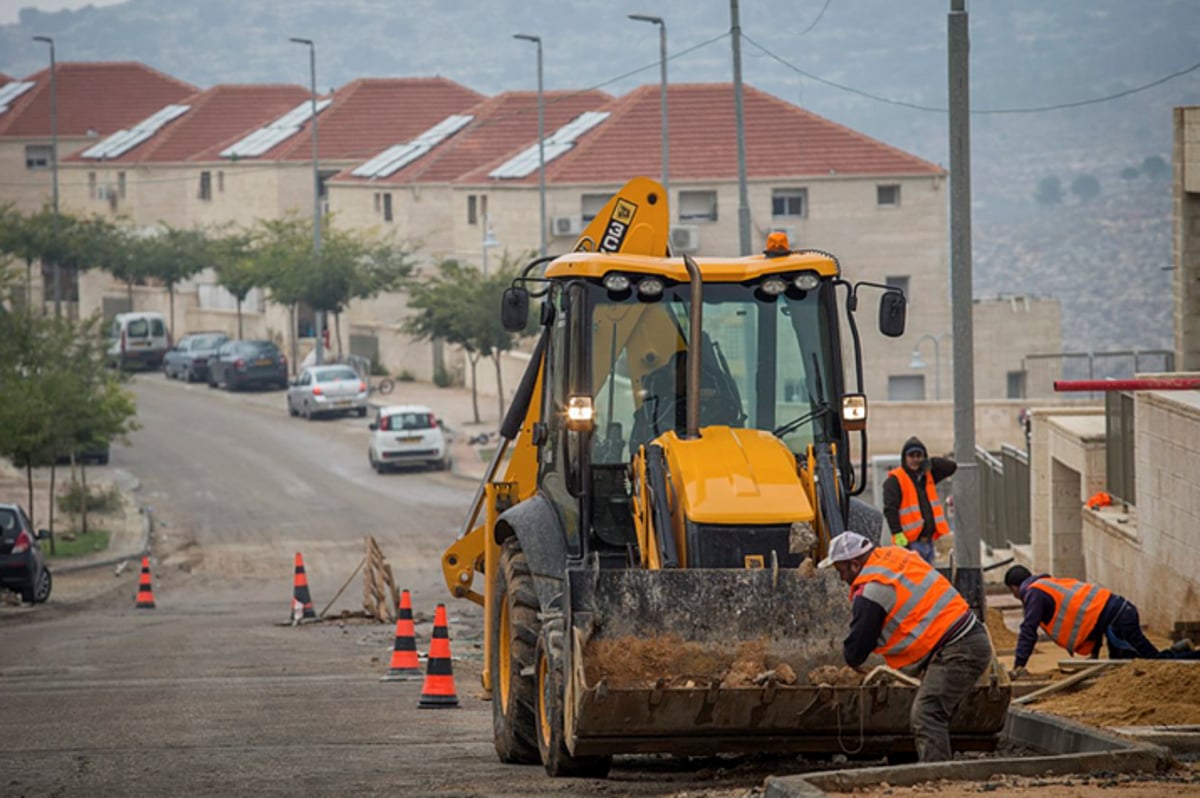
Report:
584,636,825,688
985,607,1018,651
808,665,864,686
1035,661,1200,726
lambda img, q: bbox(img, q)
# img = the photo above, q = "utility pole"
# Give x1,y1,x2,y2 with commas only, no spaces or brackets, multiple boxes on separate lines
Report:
948,0,983,615
628,14,669,202
514,34,546,258
290,37,323,365
729,0,751,256
33,35,60,317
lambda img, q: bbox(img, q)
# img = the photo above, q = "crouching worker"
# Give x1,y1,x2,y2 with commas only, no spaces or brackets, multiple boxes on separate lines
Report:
1003,565,1200,678
819,531,992,762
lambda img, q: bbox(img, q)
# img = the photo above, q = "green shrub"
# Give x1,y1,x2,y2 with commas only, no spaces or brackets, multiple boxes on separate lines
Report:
57,483,123,515
396,369,416,382
369,355,389,376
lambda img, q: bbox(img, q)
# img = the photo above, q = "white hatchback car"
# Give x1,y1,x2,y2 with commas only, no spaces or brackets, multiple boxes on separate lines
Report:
368,405,449,472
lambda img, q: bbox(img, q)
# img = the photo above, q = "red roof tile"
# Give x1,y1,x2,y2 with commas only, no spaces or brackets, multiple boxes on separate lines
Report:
343,89,613,185
546,83,942,184
65,84,315,164
0,61,196,138
257,77,485,162
0,74,12,85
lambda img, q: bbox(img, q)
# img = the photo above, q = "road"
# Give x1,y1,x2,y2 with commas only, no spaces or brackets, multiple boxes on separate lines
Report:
0,374,811,797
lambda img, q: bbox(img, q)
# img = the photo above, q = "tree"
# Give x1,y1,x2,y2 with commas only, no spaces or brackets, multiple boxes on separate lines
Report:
1034,176,1063,206
1070,174,1101,203
212,229,258,338
405,257,530,423
139,225,212,333
1141,155,1170,182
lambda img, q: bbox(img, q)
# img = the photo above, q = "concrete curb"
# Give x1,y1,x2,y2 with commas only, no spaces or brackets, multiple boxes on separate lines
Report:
763,708,1175,798
53,479,152,575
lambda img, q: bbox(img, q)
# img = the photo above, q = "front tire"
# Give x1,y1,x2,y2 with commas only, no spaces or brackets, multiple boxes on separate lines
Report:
536,619,612,778
491,537,541,764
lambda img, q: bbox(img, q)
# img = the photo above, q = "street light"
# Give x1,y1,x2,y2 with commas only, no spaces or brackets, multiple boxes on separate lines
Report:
628,14,669,202
513,33,546,258
33,35,60,317
909,333,950,401
289,36,323,365
481,214,500,277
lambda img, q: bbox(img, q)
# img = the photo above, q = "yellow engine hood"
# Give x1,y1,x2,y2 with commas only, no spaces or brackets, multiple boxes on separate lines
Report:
660,427,814,525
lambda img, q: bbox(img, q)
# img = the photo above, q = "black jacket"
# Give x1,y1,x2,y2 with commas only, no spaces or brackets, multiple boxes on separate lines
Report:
882,457,957,541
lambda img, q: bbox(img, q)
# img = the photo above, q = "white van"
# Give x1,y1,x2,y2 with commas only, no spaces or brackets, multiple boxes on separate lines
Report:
108,311,172,370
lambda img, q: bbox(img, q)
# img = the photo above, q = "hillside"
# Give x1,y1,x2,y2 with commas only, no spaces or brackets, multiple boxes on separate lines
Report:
2,0,1198,352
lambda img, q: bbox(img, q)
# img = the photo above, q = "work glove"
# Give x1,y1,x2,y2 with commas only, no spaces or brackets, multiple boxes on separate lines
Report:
892,532,909,548
1007,666,1029,681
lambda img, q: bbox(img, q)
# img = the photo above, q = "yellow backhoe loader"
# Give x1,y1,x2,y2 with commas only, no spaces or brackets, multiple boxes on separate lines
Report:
441,177,1009,777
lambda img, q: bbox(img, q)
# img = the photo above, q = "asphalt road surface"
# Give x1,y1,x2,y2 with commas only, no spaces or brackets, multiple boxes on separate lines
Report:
0,374,822,797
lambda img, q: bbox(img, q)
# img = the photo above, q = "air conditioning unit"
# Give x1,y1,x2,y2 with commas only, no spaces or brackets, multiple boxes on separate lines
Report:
669,225,700,253
551,215,583,237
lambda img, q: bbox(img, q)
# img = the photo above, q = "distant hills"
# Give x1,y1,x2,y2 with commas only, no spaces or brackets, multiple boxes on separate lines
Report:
3,0,1198,351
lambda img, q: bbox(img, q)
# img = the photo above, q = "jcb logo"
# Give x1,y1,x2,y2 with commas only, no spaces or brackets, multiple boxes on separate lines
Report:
599,199,637,252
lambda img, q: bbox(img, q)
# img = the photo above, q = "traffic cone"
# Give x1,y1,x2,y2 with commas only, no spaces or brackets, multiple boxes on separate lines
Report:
135,555,156,609
418,603,460,708
381,590,422,681
291,552,316,621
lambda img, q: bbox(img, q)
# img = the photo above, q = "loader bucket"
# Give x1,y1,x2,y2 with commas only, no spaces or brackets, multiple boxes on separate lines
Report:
563,567,1010,758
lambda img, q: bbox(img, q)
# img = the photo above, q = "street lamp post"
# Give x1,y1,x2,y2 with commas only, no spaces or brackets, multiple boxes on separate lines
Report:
33,35,60,317
628,14,669,202
513,33,546,258
909,333,949,401
290,36,323,366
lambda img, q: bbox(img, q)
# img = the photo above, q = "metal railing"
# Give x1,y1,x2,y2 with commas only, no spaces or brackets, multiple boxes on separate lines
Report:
976,443,1030,550
1022,349,1174,399
1105,391,1136,504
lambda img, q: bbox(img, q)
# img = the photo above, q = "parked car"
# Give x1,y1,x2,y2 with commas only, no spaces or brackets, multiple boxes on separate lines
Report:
107,311,172,370
287,365,369,419
367,404,448,472
162,332,229,382
0,502,52,604
54,442,110,466
207,339,288,391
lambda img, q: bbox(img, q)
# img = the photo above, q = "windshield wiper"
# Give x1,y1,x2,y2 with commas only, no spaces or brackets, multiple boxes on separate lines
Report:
772,403,830,438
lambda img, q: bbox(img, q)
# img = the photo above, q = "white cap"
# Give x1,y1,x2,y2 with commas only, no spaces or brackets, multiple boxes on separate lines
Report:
817,531,874,569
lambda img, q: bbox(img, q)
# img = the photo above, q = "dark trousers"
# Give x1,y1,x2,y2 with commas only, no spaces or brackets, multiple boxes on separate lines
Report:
1104,601,1200,660
910,624,993,762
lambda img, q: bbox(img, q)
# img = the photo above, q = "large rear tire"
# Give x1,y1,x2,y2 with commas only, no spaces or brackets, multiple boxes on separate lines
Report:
490,537,541,764
536,619,612,778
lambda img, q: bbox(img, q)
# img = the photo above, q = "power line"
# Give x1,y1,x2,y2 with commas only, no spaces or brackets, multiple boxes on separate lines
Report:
797,0,833,37
741,32,1200,114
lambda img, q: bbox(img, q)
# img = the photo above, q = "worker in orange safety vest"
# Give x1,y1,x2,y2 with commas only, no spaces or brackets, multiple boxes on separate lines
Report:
820,531,992,762
882,437,956,564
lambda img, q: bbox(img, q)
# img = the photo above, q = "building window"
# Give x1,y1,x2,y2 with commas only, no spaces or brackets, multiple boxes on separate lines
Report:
581,192,612,222
374,192,381,213
25,144,52,170
467,194,478,225
118,172,126,199
877,184,900,207
88,172,97,199
217,171,224,193
383,193,393,222
888,374,925,401
198,171,212,201
1007,370,1027,399
317,170,336,199
885,275,910,298
678,190,718,222
771,188,807,218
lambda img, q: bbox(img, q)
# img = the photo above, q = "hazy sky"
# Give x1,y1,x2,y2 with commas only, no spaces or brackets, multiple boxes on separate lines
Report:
0,0,124,25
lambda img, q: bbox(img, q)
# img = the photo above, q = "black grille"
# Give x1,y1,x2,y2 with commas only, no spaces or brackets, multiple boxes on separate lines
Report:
685,523,804,569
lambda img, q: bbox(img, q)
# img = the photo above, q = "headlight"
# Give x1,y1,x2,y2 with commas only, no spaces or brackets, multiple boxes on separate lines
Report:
761,277,787,296
793,271,820,291
637,277,665,297
603,273,631,292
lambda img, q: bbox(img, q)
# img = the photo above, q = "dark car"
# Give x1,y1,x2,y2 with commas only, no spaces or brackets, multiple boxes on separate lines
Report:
163,332,229,383
208,339,289,391
0,502,52,604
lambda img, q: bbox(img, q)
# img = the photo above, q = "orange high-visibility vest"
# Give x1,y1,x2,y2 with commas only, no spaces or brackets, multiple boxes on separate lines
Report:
1027,577,1112,657
850,546,971,669
888,466,951,545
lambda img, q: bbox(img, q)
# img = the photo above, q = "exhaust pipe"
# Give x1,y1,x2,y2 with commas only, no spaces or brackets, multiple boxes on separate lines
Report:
683,253,702,440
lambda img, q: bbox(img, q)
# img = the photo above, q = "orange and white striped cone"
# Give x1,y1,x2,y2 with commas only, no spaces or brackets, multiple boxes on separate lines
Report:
381,589,422,682
291,552,316,621
135,555,156,609
418,603,460,708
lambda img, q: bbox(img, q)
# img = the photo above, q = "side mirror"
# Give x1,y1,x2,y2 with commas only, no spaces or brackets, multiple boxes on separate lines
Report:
879,290,907,338
437,419,445,429
500,287,530,332
37,529,51,541
368,422,378,431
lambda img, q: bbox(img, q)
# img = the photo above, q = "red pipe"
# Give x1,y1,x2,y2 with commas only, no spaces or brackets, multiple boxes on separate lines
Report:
1054,378,1200,392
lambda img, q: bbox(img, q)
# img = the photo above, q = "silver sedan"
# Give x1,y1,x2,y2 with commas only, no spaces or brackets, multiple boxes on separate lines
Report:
285,365,369,420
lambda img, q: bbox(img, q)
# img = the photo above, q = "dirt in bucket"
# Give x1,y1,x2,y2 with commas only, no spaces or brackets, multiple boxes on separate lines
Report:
584,636,809,689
